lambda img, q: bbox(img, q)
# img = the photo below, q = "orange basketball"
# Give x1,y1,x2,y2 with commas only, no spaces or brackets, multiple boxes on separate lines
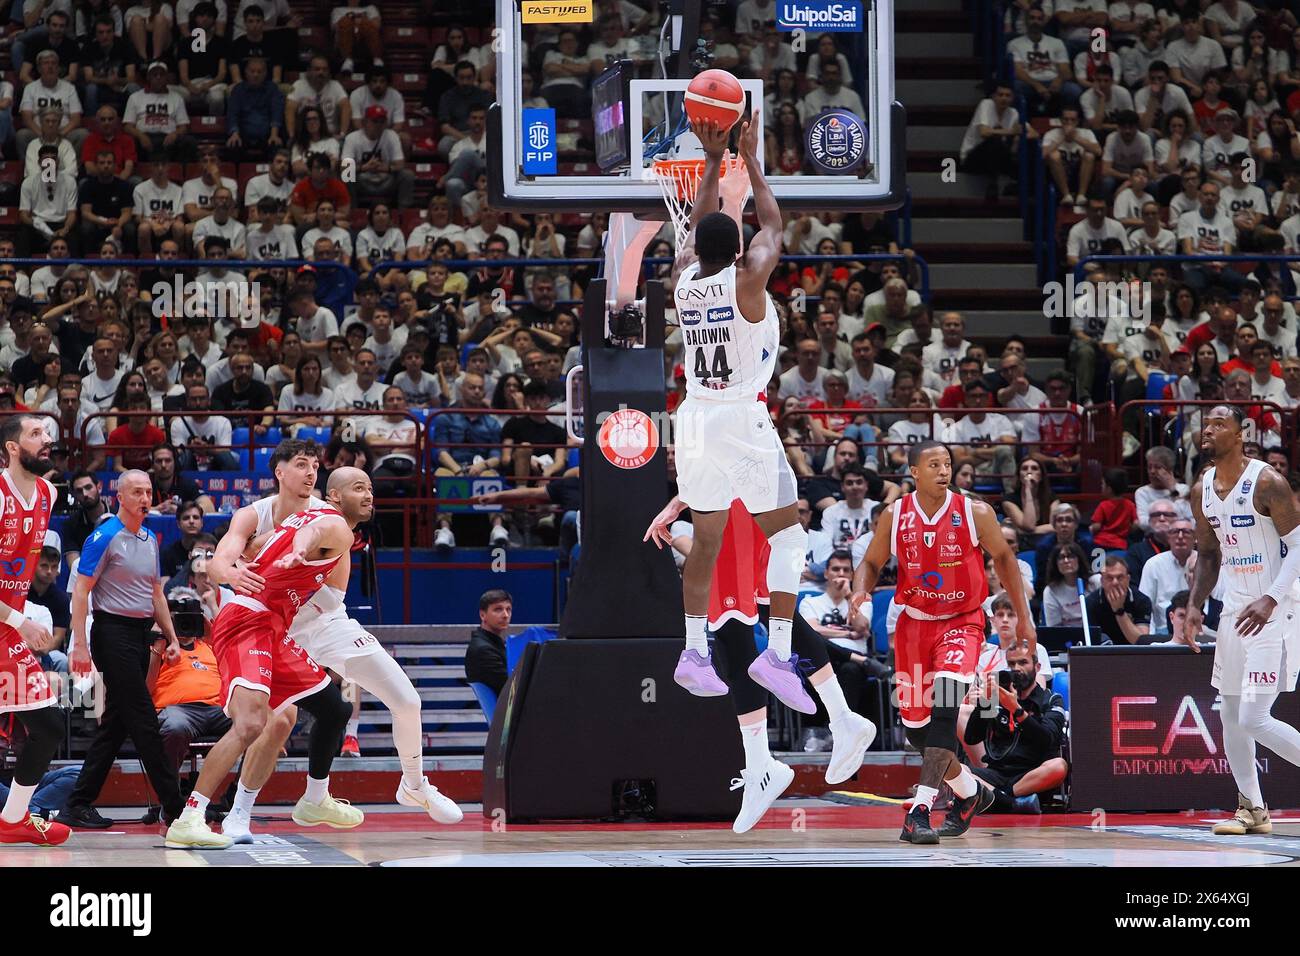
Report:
684,69,746,131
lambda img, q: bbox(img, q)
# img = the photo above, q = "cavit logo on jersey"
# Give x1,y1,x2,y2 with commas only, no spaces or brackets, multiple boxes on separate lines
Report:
597,408,659,470
1230,515,1255,528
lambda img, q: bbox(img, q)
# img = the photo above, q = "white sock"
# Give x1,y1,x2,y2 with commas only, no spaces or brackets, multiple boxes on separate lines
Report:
767,617,792,661
913,785,939,811
400,756,425,790
947,764,977,799
739,718,769,771
1,782,35,823
304,775,329,804
1220,695,1265,807
231,782,261,816
684,615,708,654
185,791,210,816
813,674,850,722
346,718,360,738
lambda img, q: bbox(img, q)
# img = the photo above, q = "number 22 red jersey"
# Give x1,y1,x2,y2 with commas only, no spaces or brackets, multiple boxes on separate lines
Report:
244,508,346,630
891,490,986,619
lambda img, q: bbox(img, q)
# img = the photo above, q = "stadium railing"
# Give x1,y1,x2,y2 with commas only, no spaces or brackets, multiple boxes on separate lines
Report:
1074,252,1300,289
1114,398,1295,484
775,403,1099,494
373,252,933,304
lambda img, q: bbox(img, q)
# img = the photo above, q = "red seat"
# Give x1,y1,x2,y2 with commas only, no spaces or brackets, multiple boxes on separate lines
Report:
382,25,428,48
0,207,18,226
392,72,423,93
349,207,370,230
429,26,448,46
398,208,426,234
0,161,20,185
412,161,448,179
193,114,226,136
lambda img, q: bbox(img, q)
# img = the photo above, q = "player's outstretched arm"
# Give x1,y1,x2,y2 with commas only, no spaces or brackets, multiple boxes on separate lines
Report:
734,112,782,321
274,514,352,569
973,499,1037,658
849,502,894,616
208,504,265,594
1182,490,1219,651
669,119,728,292
1237,467,1300,636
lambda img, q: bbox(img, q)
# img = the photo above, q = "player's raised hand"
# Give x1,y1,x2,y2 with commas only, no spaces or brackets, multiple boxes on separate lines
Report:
690,116,730,159
736,110,760,160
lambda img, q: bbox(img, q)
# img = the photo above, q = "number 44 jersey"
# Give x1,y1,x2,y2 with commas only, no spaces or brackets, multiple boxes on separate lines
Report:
674,262,777,400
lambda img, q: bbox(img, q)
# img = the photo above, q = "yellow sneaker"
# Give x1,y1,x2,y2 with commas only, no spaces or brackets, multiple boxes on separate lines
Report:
164,809,233,850
291,793,364,829
1212,793,1271,835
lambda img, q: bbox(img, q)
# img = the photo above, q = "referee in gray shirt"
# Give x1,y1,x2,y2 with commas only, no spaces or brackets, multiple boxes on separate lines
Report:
61,470,186,829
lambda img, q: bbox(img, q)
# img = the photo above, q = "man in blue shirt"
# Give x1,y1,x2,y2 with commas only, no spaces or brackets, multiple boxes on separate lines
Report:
226,56,284,157
59,470,185,829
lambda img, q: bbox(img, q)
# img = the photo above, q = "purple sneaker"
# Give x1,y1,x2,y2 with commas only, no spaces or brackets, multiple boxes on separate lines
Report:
673,649,729,697
747,650,816,714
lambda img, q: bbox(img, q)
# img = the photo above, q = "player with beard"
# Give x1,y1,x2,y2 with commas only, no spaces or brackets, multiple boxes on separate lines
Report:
850,440,1036,844
204,440,460,842
0,417,67,846
163,469,376,849
1183,405,1300,835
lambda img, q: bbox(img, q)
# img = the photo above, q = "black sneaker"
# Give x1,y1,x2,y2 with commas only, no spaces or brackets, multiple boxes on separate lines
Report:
899,803,939,845
937,785,996,837
58,804,115,829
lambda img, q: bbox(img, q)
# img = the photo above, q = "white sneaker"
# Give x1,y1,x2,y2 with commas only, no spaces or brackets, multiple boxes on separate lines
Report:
164,808,232,850
291,793,365,829
395,778,464,824
825,713,877,785
730,757,795,834
221,806,255,844
434,527,455,552
489,522,510,547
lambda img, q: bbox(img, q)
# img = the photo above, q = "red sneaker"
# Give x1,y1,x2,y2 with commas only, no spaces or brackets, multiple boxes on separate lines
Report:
341,735,361,758
0,814,71,846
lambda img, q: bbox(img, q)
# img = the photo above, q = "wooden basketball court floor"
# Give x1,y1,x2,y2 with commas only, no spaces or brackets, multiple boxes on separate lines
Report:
9,800,1300,867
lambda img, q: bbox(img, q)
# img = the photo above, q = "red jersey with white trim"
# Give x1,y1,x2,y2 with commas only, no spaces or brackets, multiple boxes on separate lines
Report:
891,490,985,618
708,499,771,627
0,471,55,616
246,508,346,629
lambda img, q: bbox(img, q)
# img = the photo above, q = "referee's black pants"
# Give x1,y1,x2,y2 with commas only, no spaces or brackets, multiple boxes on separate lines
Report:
66,612,184,820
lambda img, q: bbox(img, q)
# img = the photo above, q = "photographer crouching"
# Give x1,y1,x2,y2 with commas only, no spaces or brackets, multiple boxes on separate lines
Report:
957,643,1069,822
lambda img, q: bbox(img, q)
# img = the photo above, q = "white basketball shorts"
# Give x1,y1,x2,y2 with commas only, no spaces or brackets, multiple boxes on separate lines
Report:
1212,595,1300,696
288,607,385,679
673,395,797,513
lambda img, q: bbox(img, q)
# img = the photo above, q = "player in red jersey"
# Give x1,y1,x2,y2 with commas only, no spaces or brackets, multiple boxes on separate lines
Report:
164,467,372,849
850,440,1036,844
647,497,876,833
0,415,70,846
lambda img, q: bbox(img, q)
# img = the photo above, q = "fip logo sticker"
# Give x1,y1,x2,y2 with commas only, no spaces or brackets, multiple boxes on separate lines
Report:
777,0,863,31
522,108,557,176
805,110,868,174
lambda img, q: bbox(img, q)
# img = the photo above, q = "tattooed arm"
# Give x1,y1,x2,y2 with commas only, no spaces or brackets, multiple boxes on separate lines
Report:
1235,467,1300,637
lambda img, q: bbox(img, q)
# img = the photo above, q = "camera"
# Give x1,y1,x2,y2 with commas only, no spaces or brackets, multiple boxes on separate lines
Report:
607,302,644,347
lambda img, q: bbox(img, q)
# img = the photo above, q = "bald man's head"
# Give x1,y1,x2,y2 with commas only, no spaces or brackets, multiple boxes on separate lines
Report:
325,466,374,526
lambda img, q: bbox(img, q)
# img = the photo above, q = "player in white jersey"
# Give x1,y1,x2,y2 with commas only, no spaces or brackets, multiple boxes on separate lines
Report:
666,114,815,726
1184,405,1300,835
207,438,461,841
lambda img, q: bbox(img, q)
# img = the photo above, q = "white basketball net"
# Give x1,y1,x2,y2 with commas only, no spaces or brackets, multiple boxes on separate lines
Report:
649,150,747,248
